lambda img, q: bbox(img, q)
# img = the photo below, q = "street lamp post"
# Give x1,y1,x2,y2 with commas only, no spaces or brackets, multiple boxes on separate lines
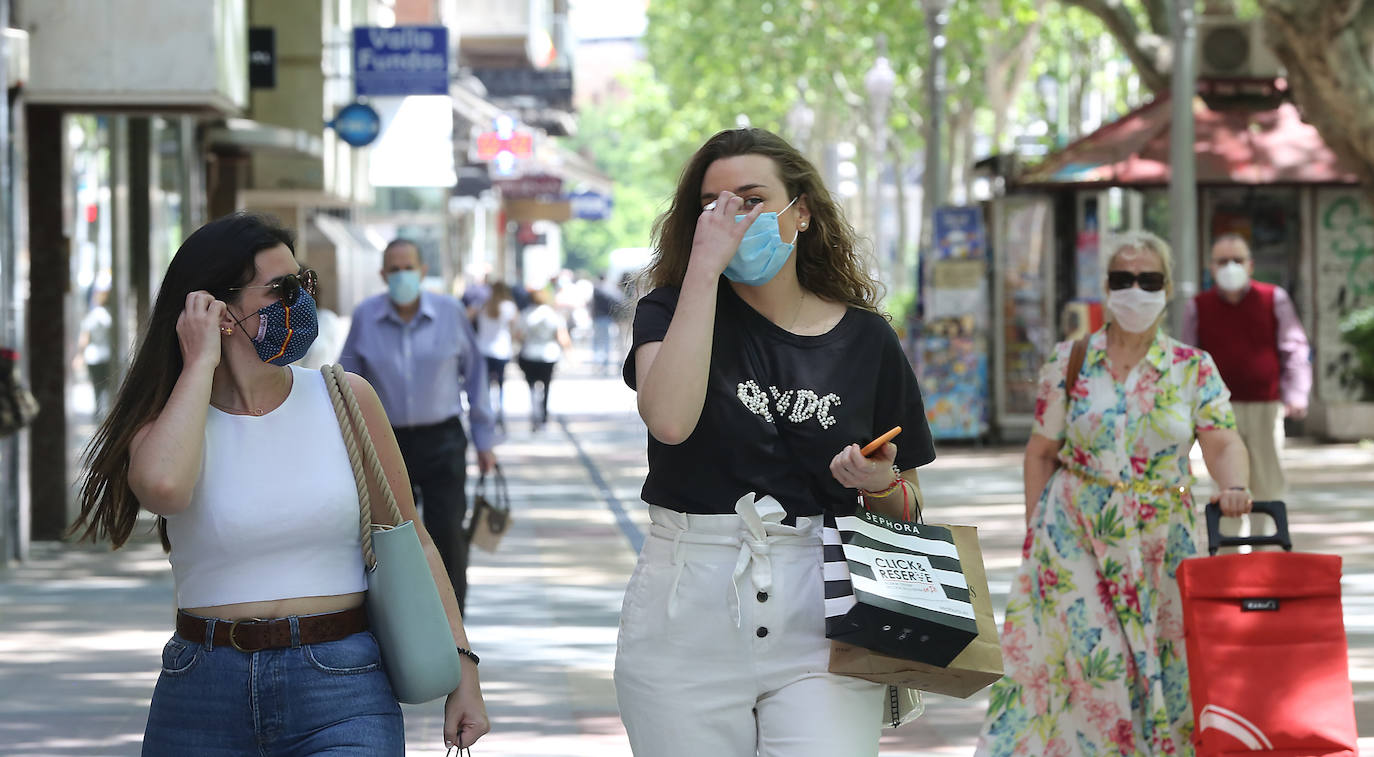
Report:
921,0,951,291
864,35,895,281
1168,1,1199,335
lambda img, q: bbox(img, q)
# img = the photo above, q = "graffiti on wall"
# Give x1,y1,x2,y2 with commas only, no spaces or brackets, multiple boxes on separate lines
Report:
1315,190,1374,401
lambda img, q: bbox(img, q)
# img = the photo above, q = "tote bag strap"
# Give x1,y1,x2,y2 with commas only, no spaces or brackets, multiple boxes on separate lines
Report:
322,364,405,571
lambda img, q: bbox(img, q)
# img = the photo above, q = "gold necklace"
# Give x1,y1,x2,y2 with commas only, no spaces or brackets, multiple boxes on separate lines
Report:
211,400,267,416
211,371,287,416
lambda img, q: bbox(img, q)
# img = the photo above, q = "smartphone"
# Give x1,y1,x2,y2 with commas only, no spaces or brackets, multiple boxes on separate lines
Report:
860,426,901,457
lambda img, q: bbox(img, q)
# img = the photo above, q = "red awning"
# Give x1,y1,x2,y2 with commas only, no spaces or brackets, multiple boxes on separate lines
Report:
1017,92,1358,186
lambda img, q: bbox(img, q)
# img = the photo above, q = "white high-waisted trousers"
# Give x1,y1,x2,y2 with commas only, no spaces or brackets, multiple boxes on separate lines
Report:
613,494,884,757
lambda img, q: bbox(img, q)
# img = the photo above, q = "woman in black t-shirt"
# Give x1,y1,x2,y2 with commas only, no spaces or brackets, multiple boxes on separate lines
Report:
614,127,936,757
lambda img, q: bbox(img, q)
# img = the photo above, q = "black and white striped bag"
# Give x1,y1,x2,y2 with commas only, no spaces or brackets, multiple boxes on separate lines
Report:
823,507,979,666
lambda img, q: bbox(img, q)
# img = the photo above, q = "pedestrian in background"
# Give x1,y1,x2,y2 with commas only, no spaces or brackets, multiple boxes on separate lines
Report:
1183,232,1311,536
616,127,937,757
591,273,624,374
70,213,488,754
476,280,519,432
340,238,497,613
73,284,114,416
515,287,571,431
977,231,1251,755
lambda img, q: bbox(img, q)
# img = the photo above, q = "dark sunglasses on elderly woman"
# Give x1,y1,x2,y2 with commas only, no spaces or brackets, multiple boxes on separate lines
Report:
1107,270,1166,292
229,268,319,306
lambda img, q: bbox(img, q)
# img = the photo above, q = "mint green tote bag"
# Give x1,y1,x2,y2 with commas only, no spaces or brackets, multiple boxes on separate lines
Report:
323,366,463,704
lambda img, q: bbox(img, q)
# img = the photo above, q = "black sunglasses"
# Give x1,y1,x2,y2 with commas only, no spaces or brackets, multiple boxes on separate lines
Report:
1107,270,1166,292
229,269,319,306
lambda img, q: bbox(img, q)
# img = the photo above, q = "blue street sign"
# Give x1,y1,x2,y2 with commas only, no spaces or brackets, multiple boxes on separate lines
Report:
569,191,613,221
354,26,449,97
330,102,382,147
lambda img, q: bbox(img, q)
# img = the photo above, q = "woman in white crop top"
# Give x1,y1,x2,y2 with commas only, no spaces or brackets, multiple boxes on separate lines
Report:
71,213,489,755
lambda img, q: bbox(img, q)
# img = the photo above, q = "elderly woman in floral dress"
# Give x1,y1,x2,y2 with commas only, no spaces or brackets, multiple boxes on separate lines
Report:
976,231,1253,757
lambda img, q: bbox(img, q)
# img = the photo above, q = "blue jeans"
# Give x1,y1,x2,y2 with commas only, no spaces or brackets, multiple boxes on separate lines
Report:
142,627,404,756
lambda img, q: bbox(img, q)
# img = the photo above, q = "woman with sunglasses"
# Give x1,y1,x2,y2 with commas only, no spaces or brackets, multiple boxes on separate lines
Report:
977,231,1250,755
71,212,489,755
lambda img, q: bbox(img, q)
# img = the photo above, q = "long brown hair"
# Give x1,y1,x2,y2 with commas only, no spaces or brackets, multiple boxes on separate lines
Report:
483,281,512,318
70,213,296,550
643,128,881,311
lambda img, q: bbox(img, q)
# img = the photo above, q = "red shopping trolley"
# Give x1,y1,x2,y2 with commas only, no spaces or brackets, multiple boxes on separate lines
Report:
1176,501,1357,756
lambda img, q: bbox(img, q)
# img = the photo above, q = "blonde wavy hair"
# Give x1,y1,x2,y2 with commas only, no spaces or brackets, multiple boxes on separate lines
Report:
642,128,882,312
1102,230,1175,299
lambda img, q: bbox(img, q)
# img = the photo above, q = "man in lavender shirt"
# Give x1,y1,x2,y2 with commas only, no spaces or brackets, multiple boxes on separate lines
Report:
1183,234,1311,526
340,239,497,612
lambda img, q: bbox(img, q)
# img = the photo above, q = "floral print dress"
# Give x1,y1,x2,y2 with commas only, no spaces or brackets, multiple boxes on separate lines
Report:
976,327,1235,757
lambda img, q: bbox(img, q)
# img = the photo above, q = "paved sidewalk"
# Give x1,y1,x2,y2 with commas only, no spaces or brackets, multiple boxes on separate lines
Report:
2,362,1372,755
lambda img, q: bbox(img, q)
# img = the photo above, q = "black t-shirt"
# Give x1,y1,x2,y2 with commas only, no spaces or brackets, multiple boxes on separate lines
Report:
623,284,936,517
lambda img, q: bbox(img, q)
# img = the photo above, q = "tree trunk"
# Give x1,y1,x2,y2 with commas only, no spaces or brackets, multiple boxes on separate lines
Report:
892,143,912,297
947,105,975,205
1258,0,1374,201
1061,0,1171,92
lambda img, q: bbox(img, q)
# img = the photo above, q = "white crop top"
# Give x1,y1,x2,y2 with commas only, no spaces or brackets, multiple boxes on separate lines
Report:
165,366,367,608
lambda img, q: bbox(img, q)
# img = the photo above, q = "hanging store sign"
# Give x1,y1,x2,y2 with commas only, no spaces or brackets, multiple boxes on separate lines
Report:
353,26,449,97
248,28,276,89
569,191,613,220
329,102,382,147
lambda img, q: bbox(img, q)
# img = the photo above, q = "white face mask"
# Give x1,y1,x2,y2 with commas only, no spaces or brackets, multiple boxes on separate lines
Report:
1214,261,1250,293
1107,287,1168,333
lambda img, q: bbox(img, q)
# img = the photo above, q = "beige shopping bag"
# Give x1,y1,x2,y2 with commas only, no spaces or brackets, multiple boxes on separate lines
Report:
829,523,1004,699
466,465,511,553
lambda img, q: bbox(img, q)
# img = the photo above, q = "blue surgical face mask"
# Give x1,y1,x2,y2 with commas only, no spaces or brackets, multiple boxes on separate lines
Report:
386,269,422,305
723,197,800,287
234,288,320,366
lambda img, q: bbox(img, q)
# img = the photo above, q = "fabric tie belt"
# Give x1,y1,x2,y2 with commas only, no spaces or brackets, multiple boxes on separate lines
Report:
176,607,368,652
650,493,816,627
1065,463,1190,498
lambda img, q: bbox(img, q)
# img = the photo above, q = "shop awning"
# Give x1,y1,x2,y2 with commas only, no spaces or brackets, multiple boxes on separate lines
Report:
1017,93,1359,186
205,119,323,160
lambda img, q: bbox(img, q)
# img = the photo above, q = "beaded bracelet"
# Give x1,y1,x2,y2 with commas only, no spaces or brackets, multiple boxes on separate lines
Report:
457,646,480,665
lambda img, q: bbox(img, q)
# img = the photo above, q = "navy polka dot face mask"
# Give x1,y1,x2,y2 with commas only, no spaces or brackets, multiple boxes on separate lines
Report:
233,288,320,366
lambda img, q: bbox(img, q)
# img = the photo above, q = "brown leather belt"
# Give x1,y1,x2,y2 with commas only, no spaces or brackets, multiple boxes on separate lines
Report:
175,607,368,653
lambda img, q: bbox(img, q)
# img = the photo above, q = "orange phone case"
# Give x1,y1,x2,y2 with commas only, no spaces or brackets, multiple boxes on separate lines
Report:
861,426,901,457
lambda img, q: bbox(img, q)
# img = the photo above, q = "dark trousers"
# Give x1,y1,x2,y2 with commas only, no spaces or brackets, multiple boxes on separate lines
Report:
484,355,508,427
517,357,556,426
393,417,469,613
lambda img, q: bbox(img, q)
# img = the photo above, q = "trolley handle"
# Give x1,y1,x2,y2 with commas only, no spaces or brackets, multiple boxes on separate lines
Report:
1205,500,1292,556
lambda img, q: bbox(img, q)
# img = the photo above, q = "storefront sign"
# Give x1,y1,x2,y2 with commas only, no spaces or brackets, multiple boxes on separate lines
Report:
475,129,534,161
472,68,573,108
353,26,449,97
330,102,382,147
494,174,563,199
505,198,571,223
